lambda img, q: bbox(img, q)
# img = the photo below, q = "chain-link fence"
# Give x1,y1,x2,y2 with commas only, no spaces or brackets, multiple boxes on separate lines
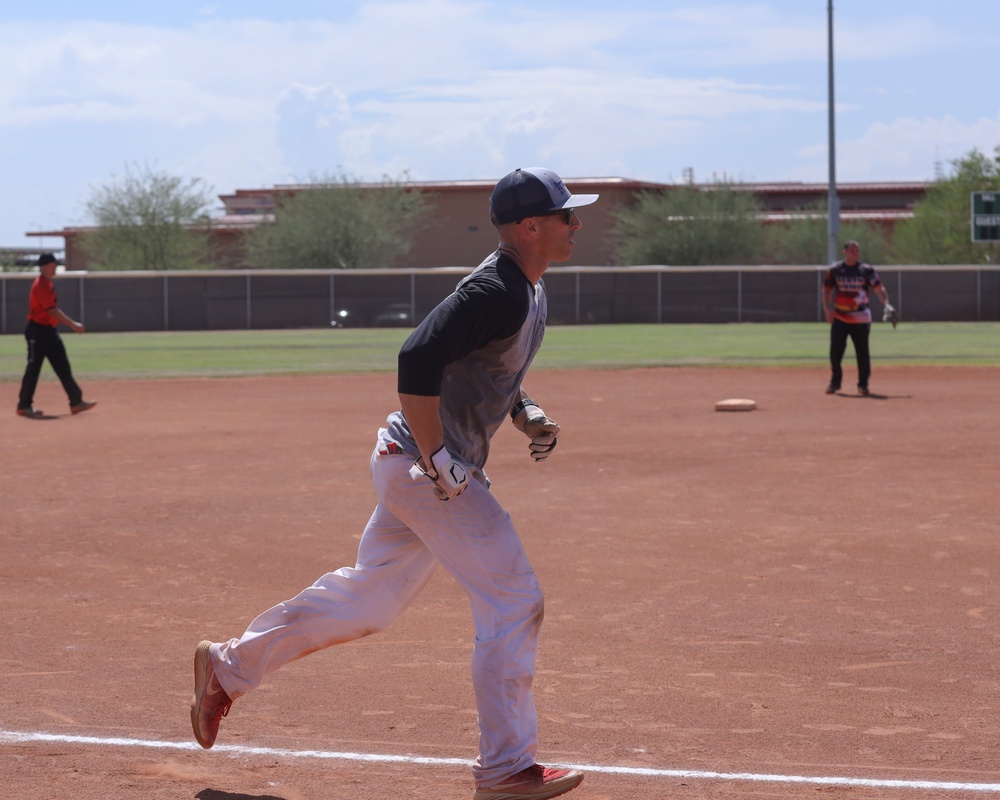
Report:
3,265,999,334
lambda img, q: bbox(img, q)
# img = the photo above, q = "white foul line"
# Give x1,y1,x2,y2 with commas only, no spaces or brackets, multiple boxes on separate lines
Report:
3,729,1000,793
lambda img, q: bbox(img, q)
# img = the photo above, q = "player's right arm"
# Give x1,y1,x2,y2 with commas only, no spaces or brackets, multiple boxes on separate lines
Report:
821,285,834,323
396,256,529,485
398,393,444,468
395,279,505,499
398,392,469,500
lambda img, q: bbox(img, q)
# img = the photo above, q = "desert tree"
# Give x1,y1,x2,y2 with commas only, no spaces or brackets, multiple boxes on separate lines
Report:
84,163,214,270
244,172,433,270
893,146,1000,264
612,182,766,266
763,202,894,266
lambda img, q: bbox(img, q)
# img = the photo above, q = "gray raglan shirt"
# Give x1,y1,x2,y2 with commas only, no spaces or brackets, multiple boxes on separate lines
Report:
383,249,546,483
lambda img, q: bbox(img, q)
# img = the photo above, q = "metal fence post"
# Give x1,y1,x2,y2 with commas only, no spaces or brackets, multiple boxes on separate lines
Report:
410,272,416,323
898,270,903,320
657,270,662,324
817,270,824,322
737,270,743,323
575,271,581,324
977,269,982,320
330,274,336,324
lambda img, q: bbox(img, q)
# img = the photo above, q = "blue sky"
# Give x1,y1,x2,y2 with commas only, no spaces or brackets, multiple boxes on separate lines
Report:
3,1,999,252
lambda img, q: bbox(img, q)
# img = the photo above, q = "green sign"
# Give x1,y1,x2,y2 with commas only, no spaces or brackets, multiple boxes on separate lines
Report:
972,192,1000,242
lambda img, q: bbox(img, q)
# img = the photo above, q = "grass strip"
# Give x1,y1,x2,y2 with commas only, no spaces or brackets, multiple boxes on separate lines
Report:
0,323,997,381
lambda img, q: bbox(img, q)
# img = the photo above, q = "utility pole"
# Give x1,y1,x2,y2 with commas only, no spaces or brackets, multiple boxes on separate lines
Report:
827,0,840,264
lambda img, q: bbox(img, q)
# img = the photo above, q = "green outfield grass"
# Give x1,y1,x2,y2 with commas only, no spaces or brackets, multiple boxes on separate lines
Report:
0,323,997,381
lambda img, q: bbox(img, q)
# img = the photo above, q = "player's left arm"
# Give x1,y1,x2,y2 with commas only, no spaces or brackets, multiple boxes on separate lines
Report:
50,306,85,333
511,393,560,462
871,280,899,327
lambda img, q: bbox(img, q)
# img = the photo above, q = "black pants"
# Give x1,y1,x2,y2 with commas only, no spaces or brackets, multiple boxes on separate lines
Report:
829,318,871,390
18,321,83,410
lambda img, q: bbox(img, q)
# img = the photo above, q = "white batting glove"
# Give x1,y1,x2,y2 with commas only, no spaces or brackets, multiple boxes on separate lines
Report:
409,445,468,501
511,399,560,461
528,432,558,461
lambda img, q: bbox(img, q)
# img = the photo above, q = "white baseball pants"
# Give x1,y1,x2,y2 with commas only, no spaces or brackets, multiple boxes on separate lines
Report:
211,430,543,787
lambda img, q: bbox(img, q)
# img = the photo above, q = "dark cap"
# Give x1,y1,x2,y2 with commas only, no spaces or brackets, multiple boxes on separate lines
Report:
489,167,599,225
37,253,57,267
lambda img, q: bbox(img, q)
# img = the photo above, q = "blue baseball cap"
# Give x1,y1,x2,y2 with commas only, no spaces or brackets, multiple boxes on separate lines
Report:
489,167,599,225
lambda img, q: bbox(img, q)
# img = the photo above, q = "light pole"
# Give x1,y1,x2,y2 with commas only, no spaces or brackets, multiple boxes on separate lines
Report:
827,0,840,264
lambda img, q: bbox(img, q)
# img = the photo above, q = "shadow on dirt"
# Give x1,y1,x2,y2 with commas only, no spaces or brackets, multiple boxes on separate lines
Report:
197,790,286,800
834,391,912,400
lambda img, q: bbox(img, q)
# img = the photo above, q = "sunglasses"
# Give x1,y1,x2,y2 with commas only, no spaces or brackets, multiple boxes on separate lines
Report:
518,208,578,225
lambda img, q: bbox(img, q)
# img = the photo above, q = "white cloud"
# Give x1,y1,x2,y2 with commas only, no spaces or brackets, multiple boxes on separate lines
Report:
832,113,1000,182
0,1,997,246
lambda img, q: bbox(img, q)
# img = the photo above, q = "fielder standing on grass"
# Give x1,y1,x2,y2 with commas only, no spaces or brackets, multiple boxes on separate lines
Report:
822,240,897,396
16,253,97,418
191,167,596,800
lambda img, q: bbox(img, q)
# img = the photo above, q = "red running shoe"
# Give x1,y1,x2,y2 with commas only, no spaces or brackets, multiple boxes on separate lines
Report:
473,764,584,800
190,640,232,749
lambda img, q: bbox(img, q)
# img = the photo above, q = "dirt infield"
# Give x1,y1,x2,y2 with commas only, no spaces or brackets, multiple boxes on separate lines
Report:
4,365,1000,800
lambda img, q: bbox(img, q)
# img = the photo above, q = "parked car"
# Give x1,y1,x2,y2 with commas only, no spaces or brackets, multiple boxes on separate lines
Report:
373,303,416,328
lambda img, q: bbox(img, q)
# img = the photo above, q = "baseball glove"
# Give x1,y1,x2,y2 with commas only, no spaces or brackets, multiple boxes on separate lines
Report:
882,303,899,328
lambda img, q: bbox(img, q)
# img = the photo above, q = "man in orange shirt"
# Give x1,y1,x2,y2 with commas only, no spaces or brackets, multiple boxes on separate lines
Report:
16,253,97,418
